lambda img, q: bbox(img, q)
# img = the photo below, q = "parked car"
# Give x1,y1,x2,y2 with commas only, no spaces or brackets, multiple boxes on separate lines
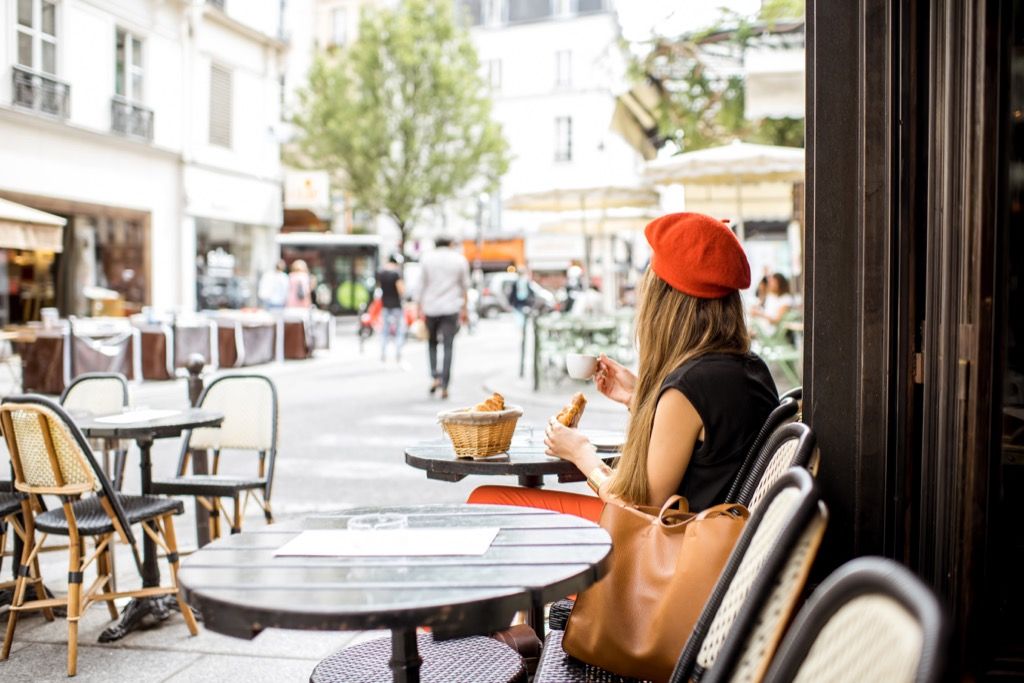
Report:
477,273,556,318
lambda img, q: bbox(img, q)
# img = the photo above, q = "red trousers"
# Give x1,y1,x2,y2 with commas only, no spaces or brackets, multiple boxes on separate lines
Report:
467,485,605,523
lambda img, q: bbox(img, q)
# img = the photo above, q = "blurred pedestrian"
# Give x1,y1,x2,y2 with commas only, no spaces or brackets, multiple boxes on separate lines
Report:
750,272,794,335
377,254,407,363
569,283,603,317
417,237,470,399
258,260,289,310
508,268,535,322
287,259,313,309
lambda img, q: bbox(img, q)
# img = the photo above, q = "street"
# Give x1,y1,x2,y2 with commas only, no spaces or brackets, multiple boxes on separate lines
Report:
86,314,631,535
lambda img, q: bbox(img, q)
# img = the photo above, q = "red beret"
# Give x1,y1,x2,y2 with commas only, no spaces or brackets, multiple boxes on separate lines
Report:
645,212,751,298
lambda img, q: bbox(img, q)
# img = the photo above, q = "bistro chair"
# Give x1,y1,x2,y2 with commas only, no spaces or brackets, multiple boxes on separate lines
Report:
723,397,800,503
778,387,802,403
533,468,827,683
546,402,809,634
60,372,130,490
0,480,49,605
735,422,817,512
761,557,948,683
0,394,197,677
151,374,278,539
310,633,528,683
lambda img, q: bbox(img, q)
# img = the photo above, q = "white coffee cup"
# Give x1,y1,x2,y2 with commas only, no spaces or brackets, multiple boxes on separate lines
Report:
566,353,599,380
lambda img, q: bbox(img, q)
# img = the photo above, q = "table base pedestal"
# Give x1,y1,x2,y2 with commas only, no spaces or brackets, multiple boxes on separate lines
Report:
389,627,422,683
98,595,178,642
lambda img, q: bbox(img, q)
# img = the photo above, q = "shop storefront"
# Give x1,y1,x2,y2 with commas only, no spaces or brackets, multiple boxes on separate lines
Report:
0,191,149,323
195,218,275,311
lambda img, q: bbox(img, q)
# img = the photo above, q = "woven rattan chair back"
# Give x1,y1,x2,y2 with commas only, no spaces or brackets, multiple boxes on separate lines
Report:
187,374,277,452
737,423,816,513
701,507,828,682
724,398,800,503
0,395,135,544
60,372,129,415
669,468,824,683
762,557,948,683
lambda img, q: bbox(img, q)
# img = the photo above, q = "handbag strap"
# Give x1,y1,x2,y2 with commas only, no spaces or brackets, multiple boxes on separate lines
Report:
656,495,690,526
695,502,750,520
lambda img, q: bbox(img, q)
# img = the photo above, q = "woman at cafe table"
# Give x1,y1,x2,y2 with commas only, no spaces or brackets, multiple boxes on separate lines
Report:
469,212,779,521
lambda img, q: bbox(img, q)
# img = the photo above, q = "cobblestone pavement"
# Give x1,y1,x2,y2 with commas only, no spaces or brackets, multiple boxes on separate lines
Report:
0,315,629,682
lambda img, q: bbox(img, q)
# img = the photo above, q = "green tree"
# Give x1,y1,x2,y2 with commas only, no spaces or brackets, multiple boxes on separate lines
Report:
633,0,805,152
292,0,510,252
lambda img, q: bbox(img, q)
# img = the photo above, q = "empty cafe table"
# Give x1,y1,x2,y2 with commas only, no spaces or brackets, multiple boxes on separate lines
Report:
75,407,224,641
179,504,612,683
405,430,622,488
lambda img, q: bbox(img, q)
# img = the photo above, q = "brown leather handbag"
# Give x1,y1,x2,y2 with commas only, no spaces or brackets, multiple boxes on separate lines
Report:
562,497,748,683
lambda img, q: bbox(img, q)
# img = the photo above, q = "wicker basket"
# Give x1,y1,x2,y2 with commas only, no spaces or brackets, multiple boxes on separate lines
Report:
438,405,524,459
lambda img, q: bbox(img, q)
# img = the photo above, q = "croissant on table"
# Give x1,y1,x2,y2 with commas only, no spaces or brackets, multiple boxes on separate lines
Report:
472,392,506,412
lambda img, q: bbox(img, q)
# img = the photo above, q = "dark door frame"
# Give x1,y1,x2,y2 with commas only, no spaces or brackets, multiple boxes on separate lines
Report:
806,0,1005,676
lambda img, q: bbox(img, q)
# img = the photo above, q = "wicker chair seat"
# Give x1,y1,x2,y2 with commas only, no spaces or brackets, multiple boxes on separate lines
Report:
310,633,527,683
0,492,21,518
151,474,266,498
534,630,649,683
549,598,575,631
34,495,183,536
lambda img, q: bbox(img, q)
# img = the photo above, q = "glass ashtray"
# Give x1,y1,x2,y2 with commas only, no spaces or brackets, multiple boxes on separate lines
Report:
347,513,408,530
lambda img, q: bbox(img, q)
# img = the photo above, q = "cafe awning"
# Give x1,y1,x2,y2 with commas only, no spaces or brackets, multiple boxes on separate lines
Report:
0,198,66,252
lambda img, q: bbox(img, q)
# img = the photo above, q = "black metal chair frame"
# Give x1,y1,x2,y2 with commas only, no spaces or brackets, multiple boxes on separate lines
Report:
734,421,817,508
60,371,131,490
778,386,803,403
762,556,949,683
724,396,800,503
0,394,196,676
533,468,825,683
547,402,811,636
152,373,278,537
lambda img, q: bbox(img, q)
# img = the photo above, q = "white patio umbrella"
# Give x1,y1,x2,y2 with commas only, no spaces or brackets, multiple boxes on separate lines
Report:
0,197,66,252
504,186,661,310
644,140,804,242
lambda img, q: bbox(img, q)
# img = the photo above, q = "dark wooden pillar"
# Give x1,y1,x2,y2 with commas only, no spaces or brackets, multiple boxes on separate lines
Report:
804,0,903,575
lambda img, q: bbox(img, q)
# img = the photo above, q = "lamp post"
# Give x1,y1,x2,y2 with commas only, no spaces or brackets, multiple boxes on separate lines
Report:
473,193,487,291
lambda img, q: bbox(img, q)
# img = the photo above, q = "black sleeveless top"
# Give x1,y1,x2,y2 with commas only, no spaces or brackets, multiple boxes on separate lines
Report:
660,352,778,511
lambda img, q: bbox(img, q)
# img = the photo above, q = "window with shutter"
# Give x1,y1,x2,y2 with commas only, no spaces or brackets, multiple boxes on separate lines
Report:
209,64,233,148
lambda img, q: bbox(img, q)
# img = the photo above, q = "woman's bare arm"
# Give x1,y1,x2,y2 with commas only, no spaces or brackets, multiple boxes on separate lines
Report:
646,388,703,506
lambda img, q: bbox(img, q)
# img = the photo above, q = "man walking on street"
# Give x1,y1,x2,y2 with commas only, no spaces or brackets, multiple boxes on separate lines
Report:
417,236,469,400
377,254,406,363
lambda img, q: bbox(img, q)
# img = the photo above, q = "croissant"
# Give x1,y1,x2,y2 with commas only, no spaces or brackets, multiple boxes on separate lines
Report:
555,392,587,428
472,392,506,412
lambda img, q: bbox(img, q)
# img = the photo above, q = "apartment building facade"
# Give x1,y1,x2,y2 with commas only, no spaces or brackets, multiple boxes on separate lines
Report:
455,0,650,278
0,0,286,319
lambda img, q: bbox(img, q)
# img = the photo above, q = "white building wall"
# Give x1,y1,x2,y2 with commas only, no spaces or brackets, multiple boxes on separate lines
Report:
467,8,647,239
0,0,289,313
0,0,185,311
184,1,285,309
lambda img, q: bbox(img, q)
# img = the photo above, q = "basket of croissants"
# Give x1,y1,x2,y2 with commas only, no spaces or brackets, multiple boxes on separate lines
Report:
438,392,524,458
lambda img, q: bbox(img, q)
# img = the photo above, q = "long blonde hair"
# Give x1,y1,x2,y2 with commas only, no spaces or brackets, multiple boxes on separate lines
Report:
607,270,750,505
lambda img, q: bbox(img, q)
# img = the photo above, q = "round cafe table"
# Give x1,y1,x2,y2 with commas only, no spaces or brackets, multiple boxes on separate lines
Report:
405,432,621,489
75,407,224,642
179,504,612,683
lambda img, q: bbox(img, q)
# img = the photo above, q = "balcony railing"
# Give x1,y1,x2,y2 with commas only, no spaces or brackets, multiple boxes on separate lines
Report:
207,0,225,9
12,65,70,119
110,96,154,141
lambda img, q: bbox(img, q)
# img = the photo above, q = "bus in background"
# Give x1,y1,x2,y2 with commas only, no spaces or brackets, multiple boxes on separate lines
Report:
275,233,381,316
